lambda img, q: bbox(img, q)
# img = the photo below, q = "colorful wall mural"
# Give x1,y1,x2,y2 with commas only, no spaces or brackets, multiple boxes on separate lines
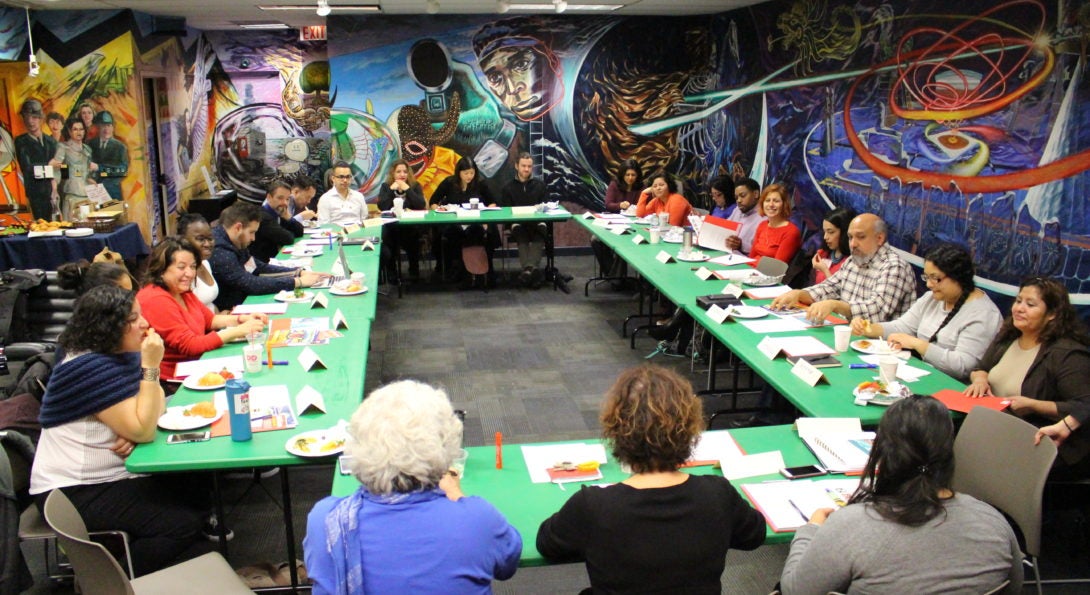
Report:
328,0,1090,301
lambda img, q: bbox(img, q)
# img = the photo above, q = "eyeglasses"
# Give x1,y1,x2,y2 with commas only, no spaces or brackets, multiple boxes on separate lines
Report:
920,273,946,284
333,175,352,180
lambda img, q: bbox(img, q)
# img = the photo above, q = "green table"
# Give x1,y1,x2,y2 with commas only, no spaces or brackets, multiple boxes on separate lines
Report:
331,425,830,566
576,216,964,425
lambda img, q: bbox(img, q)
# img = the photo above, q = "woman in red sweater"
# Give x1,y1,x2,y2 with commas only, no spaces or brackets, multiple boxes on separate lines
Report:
749,183,802,265
137,237,267,379
635,171,691,227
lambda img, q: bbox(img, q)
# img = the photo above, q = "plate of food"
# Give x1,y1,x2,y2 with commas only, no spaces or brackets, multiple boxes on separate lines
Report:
158,401,224,430
285,429,347,458
329,280,368,296
181,368,236,391
275,290,313,303
676,250,709,262
852,380,910,406
850,339,901,355
742,273,784,287
433,205,458,214
725,305,768,319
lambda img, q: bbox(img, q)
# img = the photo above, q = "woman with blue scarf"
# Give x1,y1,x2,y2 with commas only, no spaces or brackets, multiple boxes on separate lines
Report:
304,380,522,594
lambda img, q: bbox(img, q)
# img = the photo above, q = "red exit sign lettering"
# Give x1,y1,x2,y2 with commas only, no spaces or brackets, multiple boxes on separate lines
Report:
301,26,326,41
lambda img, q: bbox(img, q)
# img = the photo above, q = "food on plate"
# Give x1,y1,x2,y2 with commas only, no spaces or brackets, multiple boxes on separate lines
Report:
293,287,305,298
29,219,73,232
218,367,235,380
857,380,886,393
857,340,872,350
197,371,226,386
293,435,345,454
184,401,217,418
334,280,362,293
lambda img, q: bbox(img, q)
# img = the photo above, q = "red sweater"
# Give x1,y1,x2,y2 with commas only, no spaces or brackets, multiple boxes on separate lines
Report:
635,192,692,227
749,220,802,264
137,285,223,378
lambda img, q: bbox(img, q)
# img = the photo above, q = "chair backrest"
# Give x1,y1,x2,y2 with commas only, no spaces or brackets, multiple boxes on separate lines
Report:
951,407,1057,557
756,257,788,277
43,490,134,595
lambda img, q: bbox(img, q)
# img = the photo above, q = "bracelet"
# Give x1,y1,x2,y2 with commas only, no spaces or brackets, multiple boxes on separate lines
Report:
141,367,160,382
1063,417,1075,432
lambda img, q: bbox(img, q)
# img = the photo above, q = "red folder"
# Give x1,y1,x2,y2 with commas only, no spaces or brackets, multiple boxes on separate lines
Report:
932,388,1010,414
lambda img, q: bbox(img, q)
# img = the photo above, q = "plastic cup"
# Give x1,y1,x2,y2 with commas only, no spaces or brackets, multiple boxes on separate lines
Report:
469,197,480,210
392,197,405,215
450,448,469,478
879,356,899,384
649,229,661,244
243,343,263,374
834,325,850,352
658,212,670,228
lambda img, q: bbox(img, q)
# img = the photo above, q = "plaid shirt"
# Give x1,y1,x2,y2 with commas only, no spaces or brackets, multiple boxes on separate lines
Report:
804,243,916,320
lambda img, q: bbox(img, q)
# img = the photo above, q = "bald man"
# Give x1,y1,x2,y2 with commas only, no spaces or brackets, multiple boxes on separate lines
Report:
771,213,915,324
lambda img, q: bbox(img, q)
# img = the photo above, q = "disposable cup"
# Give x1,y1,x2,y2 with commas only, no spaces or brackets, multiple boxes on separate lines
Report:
243,343,263,374
450,448,469,478
649,229,661,244
834,325,850,352
879,356,899,384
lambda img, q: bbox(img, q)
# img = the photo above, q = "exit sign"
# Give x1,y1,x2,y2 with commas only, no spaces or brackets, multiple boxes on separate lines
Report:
301,26,326,41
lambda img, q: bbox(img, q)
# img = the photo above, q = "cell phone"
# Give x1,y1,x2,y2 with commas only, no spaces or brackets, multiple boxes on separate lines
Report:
167,431,210,444
780,464,827,479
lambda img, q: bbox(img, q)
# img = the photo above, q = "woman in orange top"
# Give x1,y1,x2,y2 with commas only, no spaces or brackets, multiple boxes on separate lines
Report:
749,183,802,265
635,171,691,227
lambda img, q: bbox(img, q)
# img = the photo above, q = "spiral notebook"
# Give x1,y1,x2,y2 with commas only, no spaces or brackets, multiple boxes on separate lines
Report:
796,418,874,473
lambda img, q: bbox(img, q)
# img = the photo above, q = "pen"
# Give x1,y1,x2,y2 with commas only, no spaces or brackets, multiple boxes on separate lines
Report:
788,498,810,523
261,360,290,366
849,364,877,369
495,432,503,469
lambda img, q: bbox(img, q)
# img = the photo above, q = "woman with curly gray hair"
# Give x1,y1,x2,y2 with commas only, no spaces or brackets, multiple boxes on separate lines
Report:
303,380,521,594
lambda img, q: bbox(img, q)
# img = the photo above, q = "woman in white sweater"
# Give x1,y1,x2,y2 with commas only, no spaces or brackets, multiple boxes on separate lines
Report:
850,243,1001,381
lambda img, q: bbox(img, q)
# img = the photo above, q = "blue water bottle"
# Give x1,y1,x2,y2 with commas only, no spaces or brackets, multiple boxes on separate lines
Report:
226,379,252,442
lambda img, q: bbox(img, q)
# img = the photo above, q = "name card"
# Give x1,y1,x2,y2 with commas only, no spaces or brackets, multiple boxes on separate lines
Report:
297,346,327,371
458,209,481,218
721,283,744,297
343,223,361,234
609,225,629,235
582,211,595,220
361,239,376,251
706,304,730,324
295,385,327,414
655,251,675,264
757,336,781,359
592,217,611,227
694,266,714,280
309,292,328,309
631,234,645,245
791,357,828,387
332,308,349,330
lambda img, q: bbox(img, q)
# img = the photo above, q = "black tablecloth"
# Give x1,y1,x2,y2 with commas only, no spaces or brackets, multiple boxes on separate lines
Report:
0,223,150,270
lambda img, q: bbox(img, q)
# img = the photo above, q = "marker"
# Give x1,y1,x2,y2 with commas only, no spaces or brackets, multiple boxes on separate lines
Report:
495,432,503,469
261,360,290,366
849,363,877,369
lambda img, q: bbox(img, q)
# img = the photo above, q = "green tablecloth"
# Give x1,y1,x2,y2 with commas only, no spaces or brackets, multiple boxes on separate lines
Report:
330,425,826,565
392,207,572,226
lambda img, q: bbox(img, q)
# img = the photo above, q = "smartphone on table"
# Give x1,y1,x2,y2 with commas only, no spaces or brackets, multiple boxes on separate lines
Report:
166,431,211,444
779,464,827,479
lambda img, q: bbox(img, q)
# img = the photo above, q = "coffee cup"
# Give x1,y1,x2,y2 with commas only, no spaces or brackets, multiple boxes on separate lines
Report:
879,356,899,384
392,197,405,215
469,197,480,210
834,325,850,352
649,228,661,244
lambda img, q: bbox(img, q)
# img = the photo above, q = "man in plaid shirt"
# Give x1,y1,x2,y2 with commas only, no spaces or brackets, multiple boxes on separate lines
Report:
772,213,916,324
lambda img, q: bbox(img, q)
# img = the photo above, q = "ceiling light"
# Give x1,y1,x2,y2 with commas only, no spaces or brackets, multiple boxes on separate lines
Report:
555,0,567,12
508,3,622,10
316,0,331,16
426,0,439,14
240,23,291,29
260,4,379,11
497,0,510,13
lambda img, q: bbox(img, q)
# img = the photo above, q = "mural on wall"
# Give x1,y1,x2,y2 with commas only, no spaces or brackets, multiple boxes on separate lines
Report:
329,0,1090,299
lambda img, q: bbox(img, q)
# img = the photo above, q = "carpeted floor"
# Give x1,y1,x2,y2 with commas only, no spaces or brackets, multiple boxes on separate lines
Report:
20,253,1090,593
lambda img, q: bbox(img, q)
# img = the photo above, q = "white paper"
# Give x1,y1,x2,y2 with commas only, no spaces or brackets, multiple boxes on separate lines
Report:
309,292,328,309
295,385,326,414
708,253,755,267
696,218,736,252
332,308,349,330
398,210,426,219
520,443,608,484
279,257,314,268
174,355,244,379
713,267,760,280
754,336,836,358
739,317,810,334
796,417,863,437
744,285,792,299
743,479,860,531
721,451,786,480
457,209,481,218
231,303,289,315
857,354,927,381
690,430,744,462
297,346,327,371
343,223,361,234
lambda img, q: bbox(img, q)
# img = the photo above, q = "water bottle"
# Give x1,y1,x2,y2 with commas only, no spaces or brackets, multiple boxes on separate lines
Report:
682,227,694,256
226,379,252,442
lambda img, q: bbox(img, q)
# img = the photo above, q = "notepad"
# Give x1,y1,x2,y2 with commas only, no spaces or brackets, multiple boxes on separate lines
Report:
521,443,608,484
742,478,860,532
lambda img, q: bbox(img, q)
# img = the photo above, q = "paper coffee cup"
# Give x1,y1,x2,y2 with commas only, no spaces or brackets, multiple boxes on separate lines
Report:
649,229,661,244
658,212,670,228
879,356,899,384
834,325,850,352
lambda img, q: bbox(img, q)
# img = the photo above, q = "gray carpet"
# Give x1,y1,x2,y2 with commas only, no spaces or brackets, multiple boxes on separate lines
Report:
20,254,1090,593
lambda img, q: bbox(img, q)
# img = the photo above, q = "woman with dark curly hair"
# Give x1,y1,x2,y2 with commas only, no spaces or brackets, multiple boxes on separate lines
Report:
137,237,266,379
966,276,1090,478
28,285,208,575
780,395,1022,594
635,171,692,227
536,364,764,593
850,243,1001,381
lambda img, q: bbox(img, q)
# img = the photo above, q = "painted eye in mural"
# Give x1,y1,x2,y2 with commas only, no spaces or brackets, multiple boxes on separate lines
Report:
936,134,969,150
511,57,533,73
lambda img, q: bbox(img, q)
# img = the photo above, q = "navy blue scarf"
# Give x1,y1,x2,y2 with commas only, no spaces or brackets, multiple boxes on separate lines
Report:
38,352,142,428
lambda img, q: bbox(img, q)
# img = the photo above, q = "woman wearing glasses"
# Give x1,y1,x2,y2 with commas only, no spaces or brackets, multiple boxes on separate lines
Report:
849,243,1000,381
965,276,1090,479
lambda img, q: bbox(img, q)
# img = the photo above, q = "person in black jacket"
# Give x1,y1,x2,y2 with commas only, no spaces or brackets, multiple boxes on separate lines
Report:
250,180,304,262
377,159,426,280
500,153,547,286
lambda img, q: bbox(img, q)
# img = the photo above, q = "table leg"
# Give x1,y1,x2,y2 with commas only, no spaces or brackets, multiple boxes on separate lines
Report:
706,339,717,392
280,466,299,591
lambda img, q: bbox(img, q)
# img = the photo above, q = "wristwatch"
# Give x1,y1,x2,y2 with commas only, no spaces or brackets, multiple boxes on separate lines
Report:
141,367,160,382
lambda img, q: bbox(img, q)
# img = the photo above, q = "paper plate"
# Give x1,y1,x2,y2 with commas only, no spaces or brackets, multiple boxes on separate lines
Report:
662,235,683,244
64,228,94,237
285,429,347,458
181,374,227,391
853,381,909,406
158,403,225,430
275,290,313,303
850,339,901,355
726,306,768,319
743,274,783,287
330,285,368,296
676,251,709,262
